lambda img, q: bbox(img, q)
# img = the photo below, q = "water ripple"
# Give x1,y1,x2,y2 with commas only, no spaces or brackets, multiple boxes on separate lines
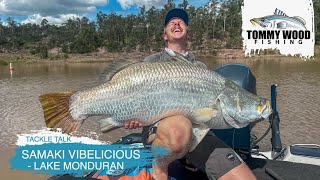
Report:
0,60,320,179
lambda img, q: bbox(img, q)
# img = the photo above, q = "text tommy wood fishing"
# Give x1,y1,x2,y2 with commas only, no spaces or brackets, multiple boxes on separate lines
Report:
247,30,311,45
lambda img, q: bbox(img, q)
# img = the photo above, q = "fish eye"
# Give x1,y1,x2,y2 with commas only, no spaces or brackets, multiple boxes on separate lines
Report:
261,18,267,22
257,99,263,106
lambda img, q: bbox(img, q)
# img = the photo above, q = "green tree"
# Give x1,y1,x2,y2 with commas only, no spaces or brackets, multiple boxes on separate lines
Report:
5,0,320,53
204,0,219,39
178,0,189,10
70,25,99,53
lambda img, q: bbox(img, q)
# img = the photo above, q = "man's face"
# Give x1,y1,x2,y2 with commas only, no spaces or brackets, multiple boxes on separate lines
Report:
164,18,188,42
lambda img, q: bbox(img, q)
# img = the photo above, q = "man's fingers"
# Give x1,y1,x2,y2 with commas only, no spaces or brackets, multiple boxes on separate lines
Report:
129,121,135,129
136,121,142,127
134,121,141,128
124,120,142,129
124,123,129,129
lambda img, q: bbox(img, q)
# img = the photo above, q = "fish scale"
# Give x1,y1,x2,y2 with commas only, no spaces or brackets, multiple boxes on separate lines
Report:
73,62,259,124
73,63,213,117
39,60,272,135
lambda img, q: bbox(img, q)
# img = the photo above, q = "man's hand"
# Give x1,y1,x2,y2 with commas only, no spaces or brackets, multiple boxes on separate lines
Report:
124,120,142,129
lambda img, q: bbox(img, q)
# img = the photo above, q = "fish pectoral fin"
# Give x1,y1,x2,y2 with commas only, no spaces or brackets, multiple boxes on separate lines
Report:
99,118,121,133
277,21,287,29
192,108,219,124
189,125,210,152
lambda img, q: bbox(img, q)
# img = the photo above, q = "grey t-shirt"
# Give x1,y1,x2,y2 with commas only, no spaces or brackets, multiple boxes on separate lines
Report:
143,49,207,68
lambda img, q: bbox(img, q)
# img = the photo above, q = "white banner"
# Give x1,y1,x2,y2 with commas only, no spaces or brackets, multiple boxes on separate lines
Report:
242,0,314,58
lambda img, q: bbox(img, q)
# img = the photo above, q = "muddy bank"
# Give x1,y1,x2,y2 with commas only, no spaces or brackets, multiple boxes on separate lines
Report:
0,48,318,66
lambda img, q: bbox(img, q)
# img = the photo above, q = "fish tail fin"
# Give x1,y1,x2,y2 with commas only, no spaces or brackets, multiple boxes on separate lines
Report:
39,92,84,134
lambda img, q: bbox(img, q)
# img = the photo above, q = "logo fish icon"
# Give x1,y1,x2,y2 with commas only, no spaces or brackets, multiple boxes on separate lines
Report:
250,8,307,30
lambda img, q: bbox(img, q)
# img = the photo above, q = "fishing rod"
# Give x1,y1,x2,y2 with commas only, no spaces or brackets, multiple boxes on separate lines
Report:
251,84,283,158
270,84,283,158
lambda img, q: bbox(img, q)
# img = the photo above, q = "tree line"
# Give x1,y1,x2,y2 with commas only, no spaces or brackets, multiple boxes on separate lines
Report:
0,0,319,57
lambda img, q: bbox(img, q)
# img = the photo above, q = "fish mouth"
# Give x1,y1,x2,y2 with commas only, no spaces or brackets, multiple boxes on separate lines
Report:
250,18,259,26
250,18,266,27
259,100,272,119
250,19,256,25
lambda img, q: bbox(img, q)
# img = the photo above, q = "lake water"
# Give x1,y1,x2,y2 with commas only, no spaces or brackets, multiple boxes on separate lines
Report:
1,58,320,179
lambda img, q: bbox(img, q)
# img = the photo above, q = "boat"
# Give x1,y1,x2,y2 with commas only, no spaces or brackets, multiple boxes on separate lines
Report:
50,64,320,180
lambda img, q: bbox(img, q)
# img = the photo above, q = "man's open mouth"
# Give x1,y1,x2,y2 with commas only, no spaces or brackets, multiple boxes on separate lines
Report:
172,28,182,33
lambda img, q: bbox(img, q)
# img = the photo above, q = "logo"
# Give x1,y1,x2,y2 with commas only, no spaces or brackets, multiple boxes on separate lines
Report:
250,8,307,30
242,0,314,58
247,8,311,46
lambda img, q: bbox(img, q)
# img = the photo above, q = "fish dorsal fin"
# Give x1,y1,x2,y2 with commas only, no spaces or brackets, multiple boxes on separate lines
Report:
292,16,306,25
274,8,287,16
98,59,140,83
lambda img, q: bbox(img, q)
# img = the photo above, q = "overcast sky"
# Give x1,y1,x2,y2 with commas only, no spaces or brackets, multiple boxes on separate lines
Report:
0,0,208,25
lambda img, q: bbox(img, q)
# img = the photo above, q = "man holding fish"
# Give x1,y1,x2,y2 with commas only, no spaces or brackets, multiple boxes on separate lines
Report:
40,8,271,180
124,8,259,180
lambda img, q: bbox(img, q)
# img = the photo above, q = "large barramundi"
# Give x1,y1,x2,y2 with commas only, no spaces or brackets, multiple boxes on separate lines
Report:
39,56,271,144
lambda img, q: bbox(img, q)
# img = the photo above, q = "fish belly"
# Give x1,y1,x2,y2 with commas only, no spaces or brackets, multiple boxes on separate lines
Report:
74,78,220,126
92,88,214,126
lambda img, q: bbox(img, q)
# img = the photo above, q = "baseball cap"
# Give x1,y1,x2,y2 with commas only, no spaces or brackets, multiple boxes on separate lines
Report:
164,8,189,27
